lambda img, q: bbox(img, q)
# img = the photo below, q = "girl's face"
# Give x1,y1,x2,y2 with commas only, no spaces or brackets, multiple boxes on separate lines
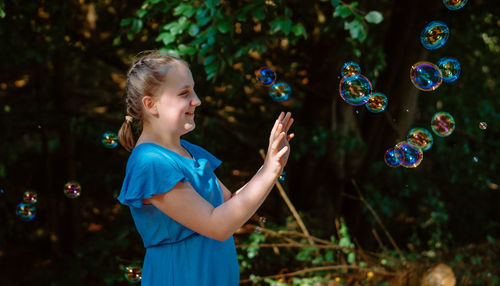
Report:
155,61,201,136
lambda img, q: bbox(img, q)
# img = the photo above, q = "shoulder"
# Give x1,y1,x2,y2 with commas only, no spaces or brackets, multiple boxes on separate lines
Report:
181,139,212,156
128,143,179,169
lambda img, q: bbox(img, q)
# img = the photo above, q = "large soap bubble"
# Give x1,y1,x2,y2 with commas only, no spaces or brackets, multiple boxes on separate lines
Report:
339,74,372,106
443,0,468,10
384,148,404,168
341,61,361,77
431,112,455,137
407,128,434,151
269,82,291,102
256,68,276,86
16,202,36,221
365,92,387,113
420,21,449,50
396,142,423,168
410,62,443,91
437,57,461,83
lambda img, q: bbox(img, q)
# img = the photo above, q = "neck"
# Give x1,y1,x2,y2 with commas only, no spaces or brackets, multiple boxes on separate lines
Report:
138,123,183,151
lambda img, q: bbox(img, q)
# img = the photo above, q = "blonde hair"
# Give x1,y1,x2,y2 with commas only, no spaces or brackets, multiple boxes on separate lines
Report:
118,50,188,152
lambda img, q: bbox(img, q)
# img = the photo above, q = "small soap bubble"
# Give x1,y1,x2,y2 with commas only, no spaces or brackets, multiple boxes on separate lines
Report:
341,61,361,77
407,128,434,151
16,202,36,221
443,0,468,10
384,148,404,168
437,57,461,83
23,190,38,204
339,74,372,106
396,142,423,168
102,132,118,149
479,122,487,130
278,171,286,182
355,109,360,114
365,92,387,113
124,265,142,283
472,156,479,163
259,216,267,224
254,226,263,234
269,82,291,102
410,62,443,91
420,21,450,50
256,68,276,86
431,112,455,137
64,181,81,199
0,188,5,195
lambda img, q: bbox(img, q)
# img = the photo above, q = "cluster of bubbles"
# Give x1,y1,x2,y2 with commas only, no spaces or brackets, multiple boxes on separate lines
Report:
124,265,142,283
256,68,291,102
391,3,468,168
102,131,119,149
16,190,38,221
338,62,388,113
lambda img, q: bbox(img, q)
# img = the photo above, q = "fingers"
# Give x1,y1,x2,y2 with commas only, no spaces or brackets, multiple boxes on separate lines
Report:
276,145,289,158
271,131,286,152
287,133,295,142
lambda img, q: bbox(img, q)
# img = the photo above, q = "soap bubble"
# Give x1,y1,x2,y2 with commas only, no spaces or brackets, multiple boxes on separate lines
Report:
64,181,81,199
396,142,423,168
256,68,276,86
269,82,291,102
102,132,118,149
255,226,263,234
124,265,142,283
437,57,461,83
410,62,443,91
16,202,36,221
479,122,487,130
365,92,388,113
407,128,434,151
341,61,361,77
472,156,479,163
23,191,38,204
420,21,449,50
443,0,468,10
278,171,286,182
384,148,404,168
431,112,455,137
339,74,372,106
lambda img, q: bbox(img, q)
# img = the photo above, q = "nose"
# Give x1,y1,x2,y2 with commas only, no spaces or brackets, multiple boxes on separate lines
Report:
191,91,201,107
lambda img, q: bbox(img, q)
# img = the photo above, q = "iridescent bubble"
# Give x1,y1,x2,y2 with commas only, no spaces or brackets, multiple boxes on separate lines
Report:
341,61,361,77
23,190,38,204
472,156,479,163
124,265,142,283
269,82,291,102
479,122,487,130
437,57,461,83
443,0,468,10
365,92,388,113
407,128,434,151
420,21,449,50
16,202,36,221
278,171,286,182
396,142,423,168
102,132,118,149
254,226,263,234
259,216,267,224
410,62,443,91
431,112,455,137
256,68,276,86
64,181,81,198
339,74,372,106
384,148,404,168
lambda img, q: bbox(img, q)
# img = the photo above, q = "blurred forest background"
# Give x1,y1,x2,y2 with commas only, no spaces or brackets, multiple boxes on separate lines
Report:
0,0,499,285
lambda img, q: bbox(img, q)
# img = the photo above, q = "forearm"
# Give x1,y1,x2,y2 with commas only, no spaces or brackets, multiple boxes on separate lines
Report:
211,166,277,239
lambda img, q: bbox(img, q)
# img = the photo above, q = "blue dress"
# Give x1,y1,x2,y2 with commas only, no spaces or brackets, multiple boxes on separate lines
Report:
118,139,240,286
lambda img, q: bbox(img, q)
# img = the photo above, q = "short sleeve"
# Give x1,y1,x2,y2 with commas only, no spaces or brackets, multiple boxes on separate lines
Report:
118,150,186,208
182,140,222,171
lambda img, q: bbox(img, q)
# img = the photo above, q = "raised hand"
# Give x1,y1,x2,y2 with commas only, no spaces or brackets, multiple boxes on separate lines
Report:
262,111,295,177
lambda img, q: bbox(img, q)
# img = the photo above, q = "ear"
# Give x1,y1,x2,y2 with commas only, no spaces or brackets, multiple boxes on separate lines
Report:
142,96,158,116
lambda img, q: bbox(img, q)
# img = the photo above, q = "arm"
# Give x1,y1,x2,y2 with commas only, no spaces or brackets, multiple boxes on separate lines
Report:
145,112,294,241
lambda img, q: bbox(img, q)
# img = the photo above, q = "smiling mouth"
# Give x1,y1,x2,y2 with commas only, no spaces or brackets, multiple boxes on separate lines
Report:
185,112,195,116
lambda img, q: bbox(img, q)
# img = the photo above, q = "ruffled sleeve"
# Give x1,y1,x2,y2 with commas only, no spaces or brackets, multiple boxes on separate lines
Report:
118,148,186,208
182,139,222,171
